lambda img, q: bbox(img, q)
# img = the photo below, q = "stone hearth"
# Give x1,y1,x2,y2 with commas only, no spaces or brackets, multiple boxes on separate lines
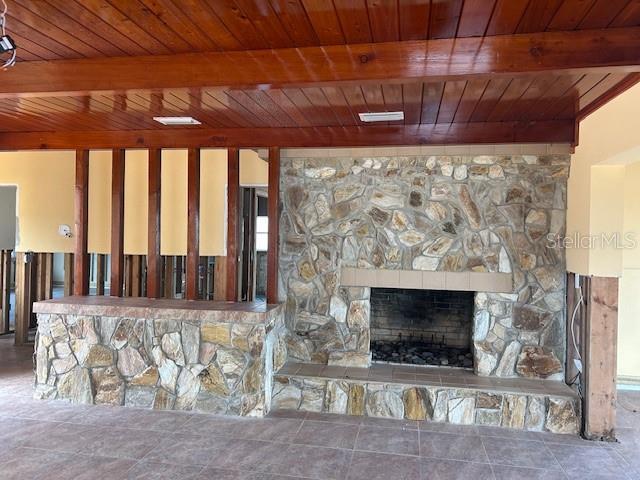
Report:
280,153,569,380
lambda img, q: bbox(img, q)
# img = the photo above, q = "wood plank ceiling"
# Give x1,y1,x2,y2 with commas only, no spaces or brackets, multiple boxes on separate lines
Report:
1,0,640,148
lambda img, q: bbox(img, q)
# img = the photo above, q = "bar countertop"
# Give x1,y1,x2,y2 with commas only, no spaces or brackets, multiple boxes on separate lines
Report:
33,296,282,324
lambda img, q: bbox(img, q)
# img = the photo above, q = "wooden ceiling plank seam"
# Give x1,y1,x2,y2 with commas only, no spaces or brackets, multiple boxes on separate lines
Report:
545,0,598,31
5,15,88,59
105,0,195,53
13,0,126,57
503,75,561,121
29,96,119,131
576,72,640,120
452,79,490,123
232,0,296,48
221,90,277,127
332,0,373,44
366,0,400,42
0,101,64,132
381,83,404,114
532,74,587,120
267,0,321,47
4,98,104,132
400,82,423,125
576,0,630,29
429,0,463,39
610,0,640,27
0,121,577,149
203,88,263,127
206,0,275,50
300,87,343,126
542,73,606,119
299,0,347,45
11,96,100,130
320,86,359,126
77,0,172,55
44,0,152,56
162,91,229,128
420,82,445,124
339,85,369,126
134,0,223,52
485,0,531,35
87,94,162,130
242,90,299,127
200,90,260,127
182,90,246,128
398,0,431,41
436,80,467,124
486,77,535,121
4,32,61,60
280,87,327,127
516,0,565,33
468,78,512,122
457,0,498,37
170,0,244,51
557,72,630,118
263,89,314,127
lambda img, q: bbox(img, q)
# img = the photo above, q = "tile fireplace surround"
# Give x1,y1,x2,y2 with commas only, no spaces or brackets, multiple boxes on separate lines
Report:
279,153,569,381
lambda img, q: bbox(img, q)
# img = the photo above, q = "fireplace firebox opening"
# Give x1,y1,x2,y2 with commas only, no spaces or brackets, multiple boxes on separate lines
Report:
370,288,474,368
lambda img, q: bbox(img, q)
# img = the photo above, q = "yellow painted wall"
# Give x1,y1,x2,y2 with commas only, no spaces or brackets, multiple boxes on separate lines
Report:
0,148,267,256
0,150,75,253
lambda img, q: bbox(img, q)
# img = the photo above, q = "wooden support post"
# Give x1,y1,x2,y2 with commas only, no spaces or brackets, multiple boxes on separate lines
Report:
213,256,227,301
110,149,125,297
163,255,175,298
14,252,32,345
74,149,90,295
124,255,132,297
226,147,240,302
63,253,74,296
175,256,183,296
131,255,142,297
0,250,11,333
95,254,105,295
147,148,162,298
36,253,53,301
584,276,619,441
207,257,214,300
186,148,201,300
267,147,280,304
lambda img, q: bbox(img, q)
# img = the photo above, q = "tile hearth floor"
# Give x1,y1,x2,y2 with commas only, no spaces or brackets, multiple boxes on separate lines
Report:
277,361,577,397
0,336,639,479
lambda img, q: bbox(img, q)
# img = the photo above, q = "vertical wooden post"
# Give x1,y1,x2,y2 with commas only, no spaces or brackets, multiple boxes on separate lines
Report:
213,256,227,301
186,148,200,300
226,147,240,302
131,255,142,297
36,253,53,301
95,254,105,295
163,255,175,298
124,255,132,297
584,276,619,441
14,252,32,345
110,149,125,297
175,256,183,296
74,149,90,296
147,148,162,298
0,250,11,333
63,253,74,296
267,147,280,304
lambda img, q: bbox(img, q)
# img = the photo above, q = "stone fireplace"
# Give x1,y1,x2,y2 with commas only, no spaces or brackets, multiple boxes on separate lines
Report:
279,152,569,380
370,287,474,368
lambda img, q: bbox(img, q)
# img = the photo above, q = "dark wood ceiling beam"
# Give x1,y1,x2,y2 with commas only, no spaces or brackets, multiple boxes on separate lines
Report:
3,27,640,97
0,121,577,150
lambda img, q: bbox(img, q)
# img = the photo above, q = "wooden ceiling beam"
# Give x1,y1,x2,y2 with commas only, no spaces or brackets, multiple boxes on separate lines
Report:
0,121,576,150
2,27,640,98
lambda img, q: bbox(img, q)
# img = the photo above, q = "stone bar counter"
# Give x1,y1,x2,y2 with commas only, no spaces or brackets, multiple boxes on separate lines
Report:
32,296,286,416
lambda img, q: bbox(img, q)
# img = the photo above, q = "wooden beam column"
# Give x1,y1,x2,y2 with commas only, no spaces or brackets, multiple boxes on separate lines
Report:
95,254,105,295
584,276,619,441
147,148,162,298
74,149,90,295
110,149,125,297
226,148,240,302
14,252,32,345
267,147,280,304
63,253,74,296
186,148,200,300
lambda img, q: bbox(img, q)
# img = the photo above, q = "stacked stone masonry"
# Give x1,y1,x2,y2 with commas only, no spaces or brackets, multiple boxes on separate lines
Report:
33,305,287,417
279,154,569,379
272,370,580,434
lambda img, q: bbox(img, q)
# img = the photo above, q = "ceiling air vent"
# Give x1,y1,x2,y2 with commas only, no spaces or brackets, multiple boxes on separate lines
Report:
153,116,201,126
358,111,404,122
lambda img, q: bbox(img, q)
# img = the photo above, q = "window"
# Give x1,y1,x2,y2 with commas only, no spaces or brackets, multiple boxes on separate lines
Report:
256,216,268,252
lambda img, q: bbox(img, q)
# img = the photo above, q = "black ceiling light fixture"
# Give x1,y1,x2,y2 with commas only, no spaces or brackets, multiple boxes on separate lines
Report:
0,0,16,69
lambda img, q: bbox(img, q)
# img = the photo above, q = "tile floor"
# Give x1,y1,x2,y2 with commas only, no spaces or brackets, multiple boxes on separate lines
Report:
0,335,638,479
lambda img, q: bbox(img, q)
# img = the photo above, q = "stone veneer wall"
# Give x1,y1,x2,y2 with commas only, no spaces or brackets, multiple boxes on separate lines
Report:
279,154,569,379
34,310,287,416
